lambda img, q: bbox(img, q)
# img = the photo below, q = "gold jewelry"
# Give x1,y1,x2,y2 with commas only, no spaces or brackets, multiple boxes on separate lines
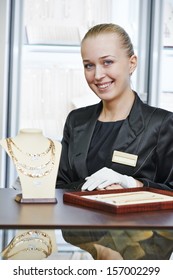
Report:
6,138,55,178
15,158,52,171
1,230,52,259
4,247,49,259
90,191,173,205
9,138,53,158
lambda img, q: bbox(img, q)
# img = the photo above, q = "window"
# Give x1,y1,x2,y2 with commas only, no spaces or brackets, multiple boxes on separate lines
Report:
19,0,140,140
159,0,173,111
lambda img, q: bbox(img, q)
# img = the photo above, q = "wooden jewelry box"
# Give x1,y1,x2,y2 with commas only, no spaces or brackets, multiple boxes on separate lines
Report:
63,187,173,214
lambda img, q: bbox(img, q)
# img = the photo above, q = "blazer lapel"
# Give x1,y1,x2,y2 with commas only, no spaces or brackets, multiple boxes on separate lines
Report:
72,103,102,178
106,94,145,166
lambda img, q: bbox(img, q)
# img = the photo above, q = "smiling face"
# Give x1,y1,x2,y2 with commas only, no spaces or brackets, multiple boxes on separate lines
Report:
81,32,137,102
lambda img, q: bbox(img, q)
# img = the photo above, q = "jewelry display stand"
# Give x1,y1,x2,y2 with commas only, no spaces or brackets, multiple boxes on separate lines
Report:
0,129,62,204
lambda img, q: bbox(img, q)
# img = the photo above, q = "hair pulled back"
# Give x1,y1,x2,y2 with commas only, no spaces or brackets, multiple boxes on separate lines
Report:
82,23,134,58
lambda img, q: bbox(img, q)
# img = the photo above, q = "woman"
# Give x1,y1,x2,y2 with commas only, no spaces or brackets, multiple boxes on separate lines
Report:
56,23,173,259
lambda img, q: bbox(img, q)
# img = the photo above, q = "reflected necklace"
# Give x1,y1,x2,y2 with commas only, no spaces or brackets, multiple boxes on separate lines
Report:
6,138,55,178
2,230,53,259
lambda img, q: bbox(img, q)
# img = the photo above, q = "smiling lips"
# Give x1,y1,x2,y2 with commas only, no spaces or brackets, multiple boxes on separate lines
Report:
96,81,113,90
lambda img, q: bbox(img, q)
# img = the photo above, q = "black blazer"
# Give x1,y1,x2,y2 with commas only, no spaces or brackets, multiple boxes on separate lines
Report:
56,93,173,191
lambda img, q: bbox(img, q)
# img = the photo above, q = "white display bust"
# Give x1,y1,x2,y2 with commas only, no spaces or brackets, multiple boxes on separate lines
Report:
0,128,62,203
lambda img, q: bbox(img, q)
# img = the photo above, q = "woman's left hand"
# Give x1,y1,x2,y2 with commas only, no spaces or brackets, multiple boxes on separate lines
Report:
82,167,137,191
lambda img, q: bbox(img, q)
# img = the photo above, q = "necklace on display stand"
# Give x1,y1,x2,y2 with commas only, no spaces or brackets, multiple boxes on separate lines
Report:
6,138,55,179
6,137,58,204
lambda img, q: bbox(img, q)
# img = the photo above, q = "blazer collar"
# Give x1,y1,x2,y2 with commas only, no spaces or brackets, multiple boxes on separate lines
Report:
112,92,145,151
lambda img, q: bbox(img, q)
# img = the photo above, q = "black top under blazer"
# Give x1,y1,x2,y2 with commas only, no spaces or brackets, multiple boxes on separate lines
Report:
56,92,173,191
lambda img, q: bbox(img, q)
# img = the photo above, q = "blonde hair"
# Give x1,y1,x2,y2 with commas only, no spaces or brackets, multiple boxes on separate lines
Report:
81,23,134,58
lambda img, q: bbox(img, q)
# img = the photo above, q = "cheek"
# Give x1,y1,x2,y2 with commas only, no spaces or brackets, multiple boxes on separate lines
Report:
113,66,130,80
84,71,94,84
108,64,121,77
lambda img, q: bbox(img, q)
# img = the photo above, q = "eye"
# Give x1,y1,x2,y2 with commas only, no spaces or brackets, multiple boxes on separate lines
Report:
84,63,94,70
103,60,113,66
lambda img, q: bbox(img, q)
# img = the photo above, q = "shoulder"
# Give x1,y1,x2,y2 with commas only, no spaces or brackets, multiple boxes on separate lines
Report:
143,102,173,122
141,103,173,136
66,102,101,125
135,93,173,121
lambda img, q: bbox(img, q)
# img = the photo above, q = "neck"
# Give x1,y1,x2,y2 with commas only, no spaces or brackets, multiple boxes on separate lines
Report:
18,128,43,137
99,90,135,122
10,128,49,153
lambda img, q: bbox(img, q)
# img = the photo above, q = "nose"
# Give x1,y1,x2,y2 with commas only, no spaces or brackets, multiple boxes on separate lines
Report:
94,65,105,80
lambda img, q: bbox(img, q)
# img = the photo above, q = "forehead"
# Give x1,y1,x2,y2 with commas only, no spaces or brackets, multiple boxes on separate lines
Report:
81,33,123,58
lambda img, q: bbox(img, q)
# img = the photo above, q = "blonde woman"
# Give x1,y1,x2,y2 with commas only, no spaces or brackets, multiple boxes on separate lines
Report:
57,23,173,260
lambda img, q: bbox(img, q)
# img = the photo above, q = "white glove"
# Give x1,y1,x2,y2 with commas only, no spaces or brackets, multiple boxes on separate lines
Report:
82,167,137,191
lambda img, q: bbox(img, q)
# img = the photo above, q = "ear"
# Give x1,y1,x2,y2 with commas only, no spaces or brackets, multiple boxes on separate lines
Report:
129,55,137,75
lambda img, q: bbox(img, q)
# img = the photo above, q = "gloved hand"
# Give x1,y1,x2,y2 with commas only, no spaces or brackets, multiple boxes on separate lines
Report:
81,167,137,191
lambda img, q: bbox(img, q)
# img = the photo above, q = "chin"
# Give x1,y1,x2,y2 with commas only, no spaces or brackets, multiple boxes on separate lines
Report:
97,92,116,101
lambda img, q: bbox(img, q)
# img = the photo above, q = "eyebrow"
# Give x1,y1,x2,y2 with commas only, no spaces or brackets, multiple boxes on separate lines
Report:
83,55,116,62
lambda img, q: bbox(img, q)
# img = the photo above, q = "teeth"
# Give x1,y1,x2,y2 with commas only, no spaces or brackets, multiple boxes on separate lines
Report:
97,82,111,89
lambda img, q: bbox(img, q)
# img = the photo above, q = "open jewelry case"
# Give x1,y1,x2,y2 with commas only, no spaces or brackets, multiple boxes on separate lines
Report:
63,187,173,214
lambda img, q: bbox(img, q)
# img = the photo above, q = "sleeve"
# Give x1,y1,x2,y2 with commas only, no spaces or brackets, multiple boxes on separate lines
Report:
137,113,173,191
56,112,85,190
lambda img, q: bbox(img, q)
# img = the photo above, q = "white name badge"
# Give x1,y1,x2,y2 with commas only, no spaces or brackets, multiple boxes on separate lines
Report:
112,150,138,167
